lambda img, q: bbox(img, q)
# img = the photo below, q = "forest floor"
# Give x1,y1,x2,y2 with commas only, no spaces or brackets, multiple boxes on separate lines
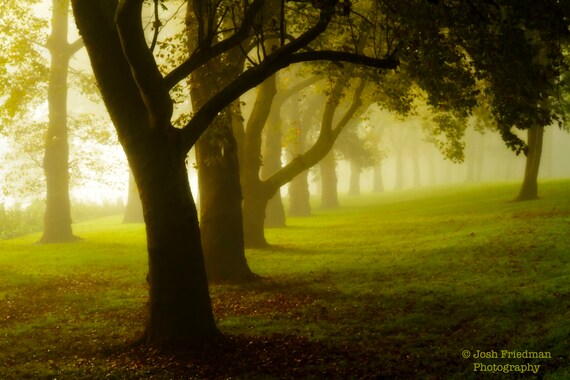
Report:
0,180,569,379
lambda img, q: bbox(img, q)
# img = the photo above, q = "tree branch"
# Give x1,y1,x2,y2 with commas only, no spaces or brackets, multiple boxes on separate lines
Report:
164,0,266,90
179,2,336,152
286,50,398,69
116,0,173,129
264,77,368,193
68,37,84,55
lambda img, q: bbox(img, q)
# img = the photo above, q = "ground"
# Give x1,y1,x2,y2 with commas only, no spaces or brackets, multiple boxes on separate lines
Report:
0,180,568,379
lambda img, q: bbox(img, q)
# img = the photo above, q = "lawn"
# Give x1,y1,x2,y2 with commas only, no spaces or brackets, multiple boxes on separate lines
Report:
0,180,568,379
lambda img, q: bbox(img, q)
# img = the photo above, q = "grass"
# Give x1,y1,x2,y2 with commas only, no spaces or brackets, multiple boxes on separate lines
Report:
0,180,569,379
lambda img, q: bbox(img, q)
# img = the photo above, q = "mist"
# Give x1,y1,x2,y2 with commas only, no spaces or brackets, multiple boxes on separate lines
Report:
1,0,569,378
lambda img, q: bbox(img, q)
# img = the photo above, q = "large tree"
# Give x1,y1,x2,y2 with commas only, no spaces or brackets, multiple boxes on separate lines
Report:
441,1,569,200
72,0,397,345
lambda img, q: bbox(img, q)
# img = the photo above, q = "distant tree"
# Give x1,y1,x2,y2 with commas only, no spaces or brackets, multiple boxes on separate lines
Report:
286,85,325,217
122,171,143,223
442,1,569,200
40,0,85,242
336,123,382,196
0,0,116,242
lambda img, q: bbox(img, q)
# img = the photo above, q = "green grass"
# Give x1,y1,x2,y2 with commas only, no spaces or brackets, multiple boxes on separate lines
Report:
0,180,569,379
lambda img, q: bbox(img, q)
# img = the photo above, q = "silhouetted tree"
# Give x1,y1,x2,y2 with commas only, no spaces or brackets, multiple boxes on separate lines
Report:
72,0,397,345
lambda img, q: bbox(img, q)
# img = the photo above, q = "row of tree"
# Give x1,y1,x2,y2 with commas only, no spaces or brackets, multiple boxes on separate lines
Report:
2,0,568,346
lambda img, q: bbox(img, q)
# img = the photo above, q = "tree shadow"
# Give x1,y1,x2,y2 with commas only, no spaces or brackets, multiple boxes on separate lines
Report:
100,333,397,379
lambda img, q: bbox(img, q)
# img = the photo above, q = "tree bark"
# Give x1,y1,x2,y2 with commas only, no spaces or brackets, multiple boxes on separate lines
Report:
515,125,544,201
133,145,219,344
72,0,219,345
40,0,77,243
187,4,255,282
194,119,254,281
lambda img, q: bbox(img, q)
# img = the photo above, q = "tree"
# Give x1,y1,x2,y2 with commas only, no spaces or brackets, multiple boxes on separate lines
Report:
285,84,325,217
440,1,569,200
72,0,397,345
40,0,85,242
336,122,382,196
186,3,255,283
0,0,120,243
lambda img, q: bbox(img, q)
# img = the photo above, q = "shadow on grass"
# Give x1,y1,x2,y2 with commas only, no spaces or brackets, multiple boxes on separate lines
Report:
95,333,408,379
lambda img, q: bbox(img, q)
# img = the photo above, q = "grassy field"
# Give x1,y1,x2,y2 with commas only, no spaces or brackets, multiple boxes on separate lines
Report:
0,180,568,379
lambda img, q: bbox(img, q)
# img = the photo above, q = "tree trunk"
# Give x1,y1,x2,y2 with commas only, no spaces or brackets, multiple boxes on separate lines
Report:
123,171,143,223
242,185,273,248
286,93,314,217
465,129,484,183
265,192,286,227
394,147,404,191
72,0,219,345
40,0,76,243
348,160,361,196
288,170,312,216
372,163,384,192
241,71,278,247
411,144,421,188
320,151,339,208
194,123,254,281
261,106,286,227
133,147,219,345
187,6,254,281
515,125,544,201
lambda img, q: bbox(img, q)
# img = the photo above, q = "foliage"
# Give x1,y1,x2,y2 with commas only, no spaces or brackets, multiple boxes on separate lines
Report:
423,109,468,163
0,0,122,207
0,0,49,124
441,0,570,154
336,121,384,168
0,180,569,378
0,201,44,240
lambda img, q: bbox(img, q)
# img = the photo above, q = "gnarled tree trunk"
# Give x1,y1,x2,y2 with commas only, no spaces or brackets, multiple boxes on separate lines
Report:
73,0,219,345
132,142,219,344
